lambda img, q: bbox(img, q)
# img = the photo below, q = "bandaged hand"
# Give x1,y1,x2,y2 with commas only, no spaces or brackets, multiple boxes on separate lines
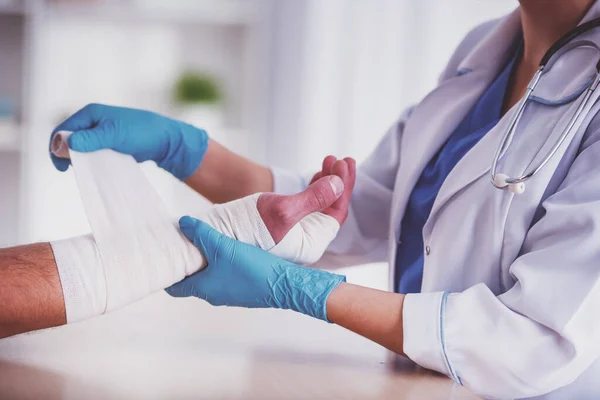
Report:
209,156,356,265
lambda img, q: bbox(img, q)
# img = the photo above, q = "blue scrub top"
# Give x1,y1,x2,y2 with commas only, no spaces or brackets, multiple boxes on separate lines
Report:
394,41,522,294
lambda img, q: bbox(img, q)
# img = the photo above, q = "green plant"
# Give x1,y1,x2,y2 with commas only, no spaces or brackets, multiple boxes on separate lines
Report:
174,72,222,105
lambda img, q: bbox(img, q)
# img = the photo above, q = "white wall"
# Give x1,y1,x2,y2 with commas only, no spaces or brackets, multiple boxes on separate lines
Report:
0,12,24,247
266,0,516,171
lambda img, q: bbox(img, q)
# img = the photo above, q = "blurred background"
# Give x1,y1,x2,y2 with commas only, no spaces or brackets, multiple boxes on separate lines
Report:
0,0,515,289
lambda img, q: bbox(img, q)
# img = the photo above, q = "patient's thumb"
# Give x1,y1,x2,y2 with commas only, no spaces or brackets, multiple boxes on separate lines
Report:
298,175,344,213
258,175,344,244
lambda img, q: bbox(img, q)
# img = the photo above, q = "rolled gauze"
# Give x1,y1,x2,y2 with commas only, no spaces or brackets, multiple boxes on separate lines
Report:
50,130,341,323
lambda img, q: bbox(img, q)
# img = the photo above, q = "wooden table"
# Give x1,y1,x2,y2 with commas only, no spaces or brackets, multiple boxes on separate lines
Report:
0,292,479,400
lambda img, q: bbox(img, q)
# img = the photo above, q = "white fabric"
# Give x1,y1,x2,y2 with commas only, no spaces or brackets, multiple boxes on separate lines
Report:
271,4,600,399
51,234,106,319
50,131,340,323
270,212,340,265
51,132,204,322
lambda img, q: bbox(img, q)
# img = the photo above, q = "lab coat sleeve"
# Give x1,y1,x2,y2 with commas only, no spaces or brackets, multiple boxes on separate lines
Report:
270,108,411,268
403,138,600,399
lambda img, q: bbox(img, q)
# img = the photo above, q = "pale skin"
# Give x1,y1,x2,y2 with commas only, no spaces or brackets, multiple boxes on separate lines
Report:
0,0,594,360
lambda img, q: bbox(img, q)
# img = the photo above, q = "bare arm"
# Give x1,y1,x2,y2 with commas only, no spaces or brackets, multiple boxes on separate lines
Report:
326,283,405,356
185,140,274,204
0,243,66,338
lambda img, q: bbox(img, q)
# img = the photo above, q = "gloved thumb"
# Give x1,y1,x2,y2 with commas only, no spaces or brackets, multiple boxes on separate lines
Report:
179,216,229,262
167,217,216,298
68,123,116,153
258,175,344,244
178,215,199,242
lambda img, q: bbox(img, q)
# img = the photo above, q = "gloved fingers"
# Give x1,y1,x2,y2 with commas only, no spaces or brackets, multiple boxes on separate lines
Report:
52,103,104,135
50,153,71,172
165,277,198,298
179,216,237,263
167,217,218,298
179,216,207,252
49,104,113,169
170,217,247,300
257,175,344,243
68,122,118,153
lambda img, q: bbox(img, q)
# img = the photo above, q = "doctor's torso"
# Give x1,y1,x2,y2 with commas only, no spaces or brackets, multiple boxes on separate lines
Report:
385,7,600,399
387,9,600,296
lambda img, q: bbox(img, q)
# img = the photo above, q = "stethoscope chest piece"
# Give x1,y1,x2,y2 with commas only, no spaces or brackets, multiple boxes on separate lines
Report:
492,173,526,194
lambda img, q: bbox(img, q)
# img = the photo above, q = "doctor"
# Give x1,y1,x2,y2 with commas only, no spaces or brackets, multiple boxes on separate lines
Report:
50,0,600,398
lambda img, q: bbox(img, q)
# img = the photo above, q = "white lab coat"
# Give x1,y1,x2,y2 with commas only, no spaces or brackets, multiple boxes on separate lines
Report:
273,4,600,400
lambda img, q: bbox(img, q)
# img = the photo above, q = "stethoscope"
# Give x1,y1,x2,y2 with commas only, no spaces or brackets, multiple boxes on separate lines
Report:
491,17,600,194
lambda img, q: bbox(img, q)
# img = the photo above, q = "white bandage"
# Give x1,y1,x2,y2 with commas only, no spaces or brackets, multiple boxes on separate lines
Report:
51,132,203,321
50,131,339,323
270,212,340,265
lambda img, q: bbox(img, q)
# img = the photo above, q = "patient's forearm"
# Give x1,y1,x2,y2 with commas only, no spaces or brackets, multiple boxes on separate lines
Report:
0,243,66,338
185,139,274,204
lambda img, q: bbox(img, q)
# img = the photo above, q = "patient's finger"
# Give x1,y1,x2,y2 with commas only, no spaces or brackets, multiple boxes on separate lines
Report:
309,171,324,185
344,157,357,192
320,160,351,224
320,158,356,225
322,155,337,176
257,175,344,243
309,155,336,185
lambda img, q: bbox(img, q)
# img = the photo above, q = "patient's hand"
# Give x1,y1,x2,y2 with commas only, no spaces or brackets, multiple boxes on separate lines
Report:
200,156,356,265
258,156,356,244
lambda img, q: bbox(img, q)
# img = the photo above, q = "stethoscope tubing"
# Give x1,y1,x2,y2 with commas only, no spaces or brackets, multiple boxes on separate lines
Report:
490,17,600,193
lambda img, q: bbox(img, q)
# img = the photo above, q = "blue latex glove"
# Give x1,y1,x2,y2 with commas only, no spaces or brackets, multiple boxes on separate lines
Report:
50,104,209,181
167,216,346,322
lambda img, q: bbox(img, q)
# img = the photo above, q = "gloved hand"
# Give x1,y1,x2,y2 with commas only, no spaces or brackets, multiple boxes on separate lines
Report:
167,216,346,322
50,103,209,180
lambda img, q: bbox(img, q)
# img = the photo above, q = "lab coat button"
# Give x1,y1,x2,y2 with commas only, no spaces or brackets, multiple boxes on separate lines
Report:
425,245,431,255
